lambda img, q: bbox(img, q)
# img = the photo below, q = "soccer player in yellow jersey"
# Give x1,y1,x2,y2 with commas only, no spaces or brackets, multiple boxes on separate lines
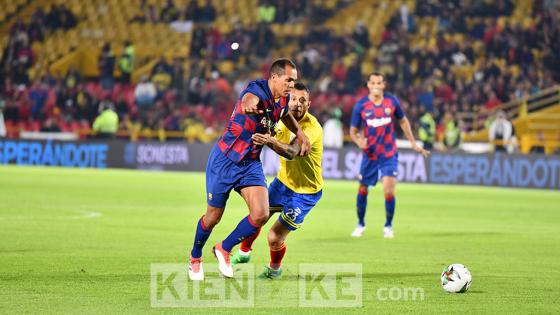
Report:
231,82,323,279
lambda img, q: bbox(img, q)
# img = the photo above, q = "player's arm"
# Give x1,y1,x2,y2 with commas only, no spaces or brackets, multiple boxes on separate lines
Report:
399,117,430,157
350,126,368,149
349,102,367,149
240,93,263,114
281,113,310,156
252,133,301,160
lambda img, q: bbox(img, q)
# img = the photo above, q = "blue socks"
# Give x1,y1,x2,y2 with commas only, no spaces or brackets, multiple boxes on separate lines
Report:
356,186,368,226
385,194,395,227
191,216,212,259
222,215,259,252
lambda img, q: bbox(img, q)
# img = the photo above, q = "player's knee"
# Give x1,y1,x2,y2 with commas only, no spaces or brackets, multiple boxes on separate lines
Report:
384,193,395,201
358,186,368,196
250,209,269,226
204,210,223,229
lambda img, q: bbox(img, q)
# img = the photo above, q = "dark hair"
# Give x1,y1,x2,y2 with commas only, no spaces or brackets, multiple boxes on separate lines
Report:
294,82,309,93
269,58,296,77
367,72,385,81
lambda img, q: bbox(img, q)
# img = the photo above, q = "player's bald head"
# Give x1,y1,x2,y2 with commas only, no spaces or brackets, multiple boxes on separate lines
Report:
269,58,298,98
269,58,297,77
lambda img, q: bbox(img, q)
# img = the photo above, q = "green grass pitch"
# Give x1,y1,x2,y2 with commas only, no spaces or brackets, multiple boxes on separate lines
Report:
1,166,559,314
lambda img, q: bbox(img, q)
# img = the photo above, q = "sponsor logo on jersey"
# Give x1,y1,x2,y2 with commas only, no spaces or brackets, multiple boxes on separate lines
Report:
366,117,392,128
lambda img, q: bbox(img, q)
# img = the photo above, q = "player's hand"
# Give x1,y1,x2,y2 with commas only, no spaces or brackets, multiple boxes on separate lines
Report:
357,138,368,150
241,102,264,115
296,131,311,156
413,144,430,158
252,132,272,146
240,93,264,115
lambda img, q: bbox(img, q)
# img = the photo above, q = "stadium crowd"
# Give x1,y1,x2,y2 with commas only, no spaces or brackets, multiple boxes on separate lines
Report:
1,0,559,149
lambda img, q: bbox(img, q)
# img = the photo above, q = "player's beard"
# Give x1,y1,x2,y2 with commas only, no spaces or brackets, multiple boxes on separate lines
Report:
371,88,383,100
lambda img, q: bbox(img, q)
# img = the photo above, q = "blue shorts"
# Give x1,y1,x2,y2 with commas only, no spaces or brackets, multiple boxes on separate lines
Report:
359,154,398,186
206,146,267,208
268,178,322,231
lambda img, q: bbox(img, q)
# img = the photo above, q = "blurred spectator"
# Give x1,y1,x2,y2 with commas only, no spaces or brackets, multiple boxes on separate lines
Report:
64,66,81,90
46,4,77,30
152,67,173,94
198,0,217,23
114,94,129,120
135,76,157,111
352,21,370,49
160,0,180,23
257,0,276,23
529,131,546,154
13,64,30,86
484,91,503,111
119,41,135,84
323,108,343,148
418,106,436,150
92,102,118,138
184,0,198,21
74,85,96,123
40,117,61,132
29,80,49,120
488,110,513,152
98,43,115,90
0,100,5,137
443,112,462,151
152,56,172,76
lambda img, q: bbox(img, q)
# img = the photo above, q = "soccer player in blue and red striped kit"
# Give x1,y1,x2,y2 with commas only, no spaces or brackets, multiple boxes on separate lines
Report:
188,59,311,280
350,72,429,238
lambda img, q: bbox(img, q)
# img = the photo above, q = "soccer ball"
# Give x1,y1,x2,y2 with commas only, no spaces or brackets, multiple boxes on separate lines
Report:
441,264,472,293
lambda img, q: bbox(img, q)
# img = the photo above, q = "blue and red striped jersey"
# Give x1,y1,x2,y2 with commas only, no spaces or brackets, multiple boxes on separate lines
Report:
350,93,405,160
217,79,289,162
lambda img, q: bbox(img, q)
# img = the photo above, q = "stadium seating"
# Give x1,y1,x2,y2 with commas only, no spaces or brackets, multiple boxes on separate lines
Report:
1,0,558,153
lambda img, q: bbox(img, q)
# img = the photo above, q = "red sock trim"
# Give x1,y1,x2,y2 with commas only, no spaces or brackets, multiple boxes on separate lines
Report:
200,215,210,231
247,215,259,228
358,186,368,195
240,227,261,252
384,194,395,202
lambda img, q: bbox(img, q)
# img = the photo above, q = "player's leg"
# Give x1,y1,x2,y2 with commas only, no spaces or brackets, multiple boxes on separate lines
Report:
213,185,269,277
232,178,285,265
188,205,225,280
352,156,379,237
191,205,225,258
352,183,369,237
259,220,290,279
189,146,231,280
382,176,397,238
260,187,322,279
380,156,398,238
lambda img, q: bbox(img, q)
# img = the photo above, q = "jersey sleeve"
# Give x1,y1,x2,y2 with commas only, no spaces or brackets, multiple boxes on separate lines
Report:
393,96,405,120
350,102,363,129
239,81,265,101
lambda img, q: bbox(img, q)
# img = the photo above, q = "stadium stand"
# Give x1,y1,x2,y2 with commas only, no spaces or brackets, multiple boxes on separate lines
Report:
1,0,559,153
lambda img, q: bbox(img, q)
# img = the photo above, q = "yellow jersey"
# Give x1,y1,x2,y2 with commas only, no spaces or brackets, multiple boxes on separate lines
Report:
275,112,323,194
